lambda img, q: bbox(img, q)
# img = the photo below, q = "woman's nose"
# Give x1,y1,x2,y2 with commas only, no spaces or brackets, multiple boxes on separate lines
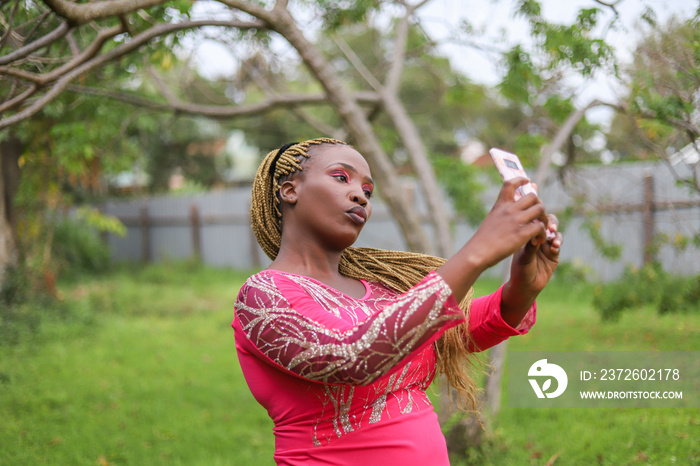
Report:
351,189,368,206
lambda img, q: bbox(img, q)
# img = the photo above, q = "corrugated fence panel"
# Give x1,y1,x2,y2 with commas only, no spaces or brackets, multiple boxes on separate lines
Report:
100,161,700,281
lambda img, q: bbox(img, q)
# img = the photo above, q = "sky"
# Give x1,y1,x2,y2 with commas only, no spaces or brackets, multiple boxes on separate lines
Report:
189,0,698,128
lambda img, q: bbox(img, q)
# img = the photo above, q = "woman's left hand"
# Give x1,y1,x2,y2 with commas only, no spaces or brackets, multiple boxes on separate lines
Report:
500,213,563,327
511,213,562,293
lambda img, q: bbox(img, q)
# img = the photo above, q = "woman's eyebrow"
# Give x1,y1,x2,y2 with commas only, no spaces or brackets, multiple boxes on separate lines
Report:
327,162,374,186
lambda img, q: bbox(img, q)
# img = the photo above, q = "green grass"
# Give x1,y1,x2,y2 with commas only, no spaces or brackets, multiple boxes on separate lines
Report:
0,263,274,466
0,264,698,465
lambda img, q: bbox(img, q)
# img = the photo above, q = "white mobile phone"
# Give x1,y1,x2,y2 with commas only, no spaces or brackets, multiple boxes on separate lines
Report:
489,148,536,201
489,147,555,240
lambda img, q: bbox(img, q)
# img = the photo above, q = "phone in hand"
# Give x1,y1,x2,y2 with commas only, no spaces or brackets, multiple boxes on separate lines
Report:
489,147,555,240
489,148,537,201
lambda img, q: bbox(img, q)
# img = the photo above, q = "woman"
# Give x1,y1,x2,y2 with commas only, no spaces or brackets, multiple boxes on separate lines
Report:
233,138,562,465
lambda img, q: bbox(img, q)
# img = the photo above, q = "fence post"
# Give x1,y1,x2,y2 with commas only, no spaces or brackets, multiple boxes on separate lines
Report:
190,203,202,261
642,173,655,265
140,205,151,263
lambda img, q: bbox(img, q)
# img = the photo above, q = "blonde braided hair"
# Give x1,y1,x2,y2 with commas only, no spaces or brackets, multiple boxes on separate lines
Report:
250,137,481,413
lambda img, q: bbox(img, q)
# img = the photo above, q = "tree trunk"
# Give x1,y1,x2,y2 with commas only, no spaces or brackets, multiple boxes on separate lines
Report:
0,136,22,284
382,92,453,257
444,341,507,454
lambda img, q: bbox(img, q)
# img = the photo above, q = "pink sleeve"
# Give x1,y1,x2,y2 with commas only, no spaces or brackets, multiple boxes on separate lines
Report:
233,271,465,386
467,284,536,352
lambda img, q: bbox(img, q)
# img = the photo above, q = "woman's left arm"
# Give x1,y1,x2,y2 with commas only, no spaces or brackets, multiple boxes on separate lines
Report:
467,286,536,352
500,213,563,328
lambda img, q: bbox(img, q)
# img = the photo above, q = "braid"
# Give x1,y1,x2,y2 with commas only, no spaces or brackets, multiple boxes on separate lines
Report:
250,138,481,414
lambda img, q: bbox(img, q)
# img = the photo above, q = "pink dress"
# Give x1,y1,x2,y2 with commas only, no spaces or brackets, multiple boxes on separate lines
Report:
232,270,535,465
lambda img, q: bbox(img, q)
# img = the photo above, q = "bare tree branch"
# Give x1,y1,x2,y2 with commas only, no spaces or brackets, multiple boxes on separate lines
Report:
65,30,81,55
0,18,266,129
535,99,621,185
331,1,453,255
1,5,51,48
64,84,380,119
0,72,77,129
24,9,53,42
42,0,168,25
162,91,380,118
592,0,622,17
332,34,383,92
0,21,71,66
273,0,289,12
67,84,174,110
0,1,23,46
217,0,276,25
234,47,345,138
384,1,427,96
0,25,124,85
0,67,39,82
382,2,453,256
118,15,135,36
0,83,38,114
1,0,438,254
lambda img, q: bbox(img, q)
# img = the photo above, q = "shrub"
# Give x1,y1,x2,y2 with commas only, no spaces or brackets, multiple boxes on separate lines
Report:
0,266,43,345
593,262,700,321
0,215,113,345
658,275,700,314
551,260,591,284
52,216,112,279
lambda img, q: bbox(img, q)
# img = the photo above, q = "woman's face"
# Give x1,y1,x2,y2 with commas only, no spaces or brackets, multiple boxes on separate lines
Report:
280,144,374,251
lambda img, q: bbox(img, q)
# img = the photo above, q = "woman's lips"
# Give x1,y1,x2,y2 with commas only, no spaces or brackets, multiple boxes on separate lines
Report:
346,206,367,225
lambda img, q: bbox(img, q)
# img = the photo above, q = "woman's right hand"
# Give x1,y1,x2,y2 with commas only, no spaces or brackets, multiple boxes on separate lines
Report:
437,177,550,301
470,177,550,267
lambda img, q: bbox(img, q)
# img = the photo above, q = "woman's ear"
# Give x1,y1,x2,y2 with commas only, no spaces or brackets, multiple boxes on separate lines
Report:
278,179,298,205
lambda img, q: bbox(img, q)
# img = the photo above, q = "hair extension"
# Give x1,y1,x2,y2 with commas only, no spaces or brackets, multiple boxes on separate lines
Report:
250,138,481,414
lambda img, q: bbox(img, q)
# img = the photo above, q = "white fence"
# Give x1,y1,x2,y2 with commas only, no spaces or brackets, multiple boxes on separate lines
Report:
101,161,700,282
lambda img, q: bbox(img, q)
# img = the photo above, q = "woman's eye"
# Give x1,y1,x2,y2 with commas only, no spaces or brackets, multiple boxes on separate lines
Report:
363,189,373,198
332,171,349,182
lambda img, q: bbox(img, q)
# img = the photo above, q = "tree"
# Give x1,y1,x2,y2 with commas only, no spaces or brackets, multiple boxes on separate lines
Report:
623,15,700,192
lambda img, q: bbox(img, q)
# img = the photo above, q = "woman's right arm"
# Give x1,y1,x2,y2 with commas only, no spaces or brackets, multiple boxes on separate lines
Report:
437,177,549,303
233,271,464,386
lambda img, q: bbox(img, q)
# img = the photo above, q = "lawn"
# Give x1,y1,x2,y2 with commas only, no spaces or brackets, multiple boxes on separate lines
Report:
0,263,698,465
